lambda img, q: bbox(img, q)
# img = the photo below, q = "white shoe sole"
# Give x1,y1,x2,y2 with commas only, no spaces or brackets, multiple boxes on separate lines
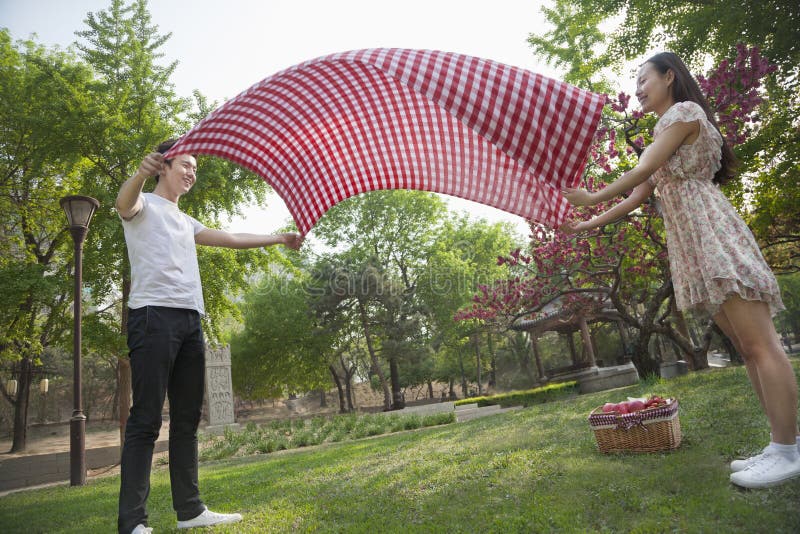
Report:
177,513,242,529
730,467,800,488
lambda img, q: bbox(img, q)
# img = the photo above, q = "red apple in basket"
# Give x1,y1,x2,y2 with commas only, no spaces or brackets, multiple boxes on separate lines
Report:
616,402,630,414
602,403,618,413
628,400,646,412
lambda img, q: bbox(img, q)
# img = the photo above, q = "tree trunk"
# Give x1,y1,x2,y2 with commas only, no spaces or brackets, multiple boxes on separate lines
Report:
610,275,674,377
389,356,404,410
695,319,716,369
329,365,347,413
341,357,356,412
487,332,496,388
346,375,355,411
427,381,434,399
473,335,483,396
458,351,467,398
713,322,741,364
578,317,597,368
659,321,709,371
359,301,391,410
630,330,660,377
10,356,32,453
318,388,327,408
669,300,707,369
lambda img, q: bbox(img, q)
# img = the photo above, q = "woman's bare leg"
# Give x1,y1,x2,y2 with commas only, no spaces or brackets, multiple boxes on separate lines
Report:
717,295,799,444
713,311,769,421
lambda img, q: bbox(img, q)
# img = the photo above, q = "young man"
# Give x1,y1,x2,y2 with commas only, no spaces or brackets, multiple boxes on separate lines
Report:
116,140,303,534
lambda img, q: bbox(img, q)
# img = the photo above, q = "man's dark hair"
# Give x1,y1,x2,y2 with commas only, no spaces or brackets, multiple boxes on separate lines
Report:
153,139,179,183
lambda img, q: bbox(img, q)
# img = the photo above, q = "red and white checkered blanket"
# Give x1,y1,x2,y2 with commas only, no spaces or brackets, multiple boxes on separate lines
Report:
166,48,605,234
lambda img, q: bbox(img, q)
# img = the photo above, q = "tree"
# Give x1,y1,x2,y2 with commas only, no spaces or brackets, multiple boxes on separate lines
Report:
1,0,284,449
0,30,93,451
417,215,518,394
323,317,368,413
72,0,276,442
230,271,330,401
526,0,617,93
459,46,777,377
66,0,190,444
312,190,449,408
528,0,800,272
310,257,397,410
456,200,687,377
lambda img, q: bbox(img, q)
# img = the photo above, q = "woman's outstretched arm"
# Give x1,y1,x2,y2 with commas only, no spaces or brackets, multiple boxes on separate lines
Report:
562,119,698,207
560,181,655,235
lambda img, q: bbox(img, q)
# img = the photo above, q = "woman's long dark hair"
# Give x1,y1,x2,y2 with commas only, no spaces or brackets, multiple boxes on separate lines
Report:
645,52,738,185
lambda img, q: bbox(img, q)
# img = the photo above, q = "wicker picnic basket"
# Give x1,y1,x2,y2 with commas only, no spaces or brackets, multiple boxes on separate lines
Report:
588,398,681,453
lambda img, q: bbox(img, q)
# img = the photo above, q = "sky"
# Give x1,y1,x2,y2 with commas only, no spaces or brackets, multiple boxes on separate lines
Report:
2,0,606,240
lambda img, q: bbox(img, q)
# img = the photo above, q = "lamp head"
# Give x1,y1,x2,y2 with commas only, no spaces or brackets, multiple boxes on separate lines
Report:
60,196,100,229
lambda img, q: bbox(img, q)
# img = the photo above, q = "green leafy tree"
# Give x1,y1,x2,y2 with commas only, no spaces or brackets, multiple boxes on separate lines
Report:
71,0,278,440
417,216,518,395
0,30,94,451
1,0,286,448
230,272,330,401
776,273,800,341
527,0,616,93
312,190,449,408
310,256,397,409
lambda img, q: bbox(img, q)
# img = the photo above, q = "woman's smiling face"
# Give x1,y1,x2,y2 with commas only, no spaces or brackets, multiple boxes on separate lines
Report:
636,62,674,116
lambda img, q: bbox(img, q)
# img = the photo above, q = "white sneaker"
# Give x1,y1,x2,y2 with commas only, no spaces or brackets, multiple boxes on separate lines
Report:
730,452,800,488
132,525,152,534
731,438,800,472
177,507,243,529
730,443,776,472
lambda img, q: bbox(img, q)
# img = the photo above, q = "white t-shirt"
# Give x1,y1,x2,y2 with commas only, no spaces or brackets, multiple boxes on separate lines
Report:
121,193,206,315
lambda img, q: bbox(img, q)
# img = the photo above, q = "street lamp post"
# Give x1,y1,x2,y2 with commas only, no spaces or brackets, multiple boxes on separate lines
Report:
60,195,99,486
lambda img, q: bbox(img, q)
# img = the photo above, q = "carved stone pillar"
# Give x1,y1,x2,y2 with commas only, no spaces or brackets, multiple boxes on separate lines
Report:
205,345,239,433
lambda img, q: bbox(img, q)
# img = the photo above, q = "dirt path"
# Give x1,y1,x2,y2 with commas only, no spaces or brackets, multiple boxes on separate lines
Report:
0,420,133,458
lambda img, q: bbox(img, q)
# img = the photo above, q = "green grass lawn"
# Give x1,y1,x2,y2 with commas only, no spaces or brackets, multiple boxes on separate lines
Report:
2,362,799,533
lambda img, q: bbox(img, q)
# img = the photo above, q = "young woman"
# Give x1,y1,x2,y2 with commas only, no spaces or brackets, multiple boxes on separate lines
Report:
560,52,800,489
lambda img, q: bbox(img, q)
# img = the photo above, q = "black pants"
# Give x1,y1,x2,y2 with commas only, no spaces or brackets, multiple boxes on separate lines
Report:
118,306,206,534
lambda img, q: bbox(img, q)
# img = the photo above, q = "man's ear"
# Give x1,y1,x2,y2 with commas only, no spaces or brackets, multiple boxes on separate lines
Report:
154,160,171,182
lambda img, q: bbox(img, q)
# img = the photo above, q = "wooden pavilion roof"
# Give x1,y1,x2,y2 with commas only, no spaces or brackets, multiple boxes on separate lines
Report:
510,306,622,335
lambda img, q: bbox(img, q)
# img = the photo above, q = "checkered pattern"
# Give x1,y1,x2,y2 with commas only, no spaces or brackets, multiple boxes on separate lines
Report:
166,48,605,235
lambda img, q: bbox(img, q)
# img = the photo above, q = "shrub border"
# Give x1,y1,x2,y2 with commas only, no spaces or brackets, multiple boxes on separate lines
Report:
453,381,579,408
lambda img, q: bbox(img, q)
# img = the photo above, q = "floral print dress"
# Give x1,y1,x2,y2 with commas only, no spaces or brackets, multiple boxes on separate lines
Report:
648,100,784,317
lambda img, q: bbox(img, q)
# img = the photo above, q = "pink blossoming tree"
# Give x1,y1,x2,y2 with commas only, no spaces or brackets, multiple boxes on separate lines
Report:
457,45,776,377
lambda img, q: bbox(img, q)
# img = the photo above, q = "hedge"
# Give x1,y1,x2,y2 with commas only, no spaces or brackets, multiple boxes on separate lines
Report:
453,381,579,408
